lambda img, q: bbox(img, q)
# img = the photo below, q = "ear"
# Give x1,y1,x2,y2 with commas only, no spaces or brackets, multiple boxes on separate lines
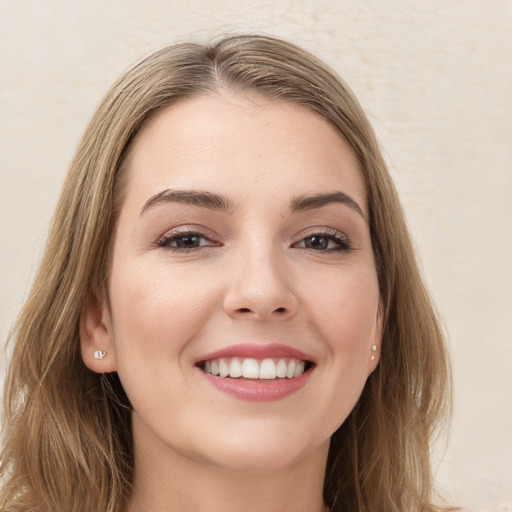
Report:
80,289,118,373
368,301,383,373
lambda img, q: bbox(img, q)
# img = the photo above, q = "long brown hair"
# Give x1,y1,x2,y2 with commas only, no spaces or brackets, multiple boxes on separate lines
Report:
1,34,451,511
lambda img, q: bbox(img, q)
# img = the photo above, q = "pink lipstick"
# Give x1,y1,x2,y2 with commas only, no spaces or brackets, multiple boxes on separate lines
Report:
196,343,315,402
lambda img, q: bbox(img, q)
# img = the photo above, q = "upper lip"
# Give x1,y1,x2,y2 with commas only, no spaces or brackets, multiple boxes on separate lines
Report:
196,343,315,363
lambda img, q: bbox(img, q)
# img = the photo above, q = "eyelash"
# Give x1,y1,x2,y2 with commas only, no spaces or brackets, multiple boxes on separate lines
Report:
155,228,352,253
292,229,353,252
155,230,220,252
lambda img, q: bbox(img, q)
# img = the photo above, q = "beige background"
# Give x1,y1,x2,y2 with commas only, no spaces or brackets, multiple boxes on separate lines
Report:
1,1,511,510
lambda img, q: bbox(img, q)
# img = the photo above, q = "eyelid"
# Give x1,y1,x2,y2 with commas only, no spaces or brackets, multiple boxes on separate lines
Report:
292,227,353,251
152,225,352,252
153,225,222,250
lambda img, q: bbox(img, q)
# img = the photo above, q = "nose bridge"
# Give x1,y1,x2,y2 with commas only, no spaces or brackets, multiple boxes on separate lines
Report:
223,237,298,320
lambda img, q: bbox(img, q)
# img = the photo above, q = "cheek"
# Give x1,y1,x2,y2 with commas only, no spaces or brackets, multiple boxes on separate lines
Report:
305,265,379,406
108,260,223,366
307,266,380,347
302,271,379,434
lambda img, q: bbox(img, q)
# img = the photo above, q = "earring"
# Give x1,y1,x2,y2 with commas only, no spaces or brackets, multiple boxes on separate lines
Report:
93,350,107,360
371,345,377,361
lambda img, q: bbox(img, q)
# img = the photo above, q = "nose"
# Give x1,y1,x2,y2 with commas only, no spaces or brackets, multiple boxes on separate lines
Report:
223,249,299,321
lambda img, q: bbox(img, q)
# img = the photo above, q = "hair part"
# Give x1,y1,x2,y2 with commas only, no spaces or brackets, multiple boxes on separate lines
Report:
1,34,452,512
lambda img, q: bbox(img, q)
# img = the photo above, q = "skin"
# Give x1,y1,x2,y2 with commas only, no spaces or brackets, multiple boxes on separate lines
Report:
81,92,382,512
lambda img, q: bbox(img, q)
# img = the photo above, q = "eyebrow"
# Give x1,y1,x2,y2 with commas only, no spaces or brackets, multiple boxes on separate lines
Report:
289,191,365,219
140,188,365,219
140,189,237,215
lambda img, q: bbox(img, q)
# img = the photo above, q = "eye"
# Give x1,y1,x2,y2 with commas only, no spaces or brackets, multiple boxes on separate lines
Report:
293,230,352,252
155,230,220,252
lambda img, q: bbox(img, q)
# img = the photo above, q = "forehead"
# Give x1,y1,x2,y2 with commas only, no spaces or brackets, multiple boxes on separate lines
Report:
123,93,367,214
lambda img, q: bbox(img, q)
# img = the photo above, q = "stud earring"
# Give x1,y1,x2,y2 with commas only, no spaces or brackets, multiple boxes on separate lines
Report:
371,345,377,361
93,350,106,360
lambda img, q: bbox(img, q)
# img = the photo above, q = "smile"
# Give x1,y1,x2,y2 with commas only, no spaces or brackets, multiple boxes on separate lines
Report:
196,344,315,402
200,357,310,380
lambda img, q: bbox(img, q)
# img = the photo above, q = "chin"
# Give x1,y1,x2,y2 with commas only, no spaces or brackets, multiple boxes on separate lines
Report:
194,427,329,473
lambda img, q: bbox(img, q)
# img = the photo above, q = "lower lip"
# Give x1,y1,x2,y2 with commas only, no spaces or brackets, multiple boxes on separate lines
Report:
199,368,313,402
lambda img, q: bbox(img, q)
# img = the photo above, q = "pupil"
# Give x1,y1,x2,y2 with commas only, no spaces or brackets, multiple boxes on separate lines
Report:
177,235,199,248
306,236,327,250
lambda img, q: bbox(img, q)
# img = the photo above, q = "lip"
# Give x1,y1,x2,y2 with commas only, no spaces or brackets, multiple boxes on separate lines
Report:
196,342,315,364
195,343,315,402
199,369,312,402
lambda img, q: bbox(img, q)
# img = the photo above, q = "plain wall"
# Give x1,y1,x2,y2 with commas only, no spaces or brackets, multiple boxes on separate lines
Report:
1,1,511,510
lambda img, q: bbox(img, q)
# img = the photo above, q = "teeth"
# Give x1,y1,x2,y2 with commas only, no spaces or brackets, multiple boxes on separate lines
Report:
276,359,287,378
286,360,296,379
219,360,229,378
229,358,243,378
202,357,308,380
294,361,305,378
259,359,277,379
242,358,259,379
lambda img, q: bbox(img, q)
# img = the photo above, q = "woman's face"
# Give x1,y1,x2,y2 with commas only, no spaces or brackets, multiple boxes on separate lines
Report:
82,93,381,472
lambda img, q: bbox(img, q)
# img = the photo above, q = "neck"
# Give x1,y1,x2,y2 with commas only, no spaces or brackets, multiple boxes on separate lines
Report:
125,420,330,512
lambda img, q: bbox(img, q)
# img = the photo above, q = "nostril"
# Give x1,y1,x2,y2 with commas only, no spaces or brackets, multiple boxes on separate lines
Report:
238,308,252,313
274,307,286,313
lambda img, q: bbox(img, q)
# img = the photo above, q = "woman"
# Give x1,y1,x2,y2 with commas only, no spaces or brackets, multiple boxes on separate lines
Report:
0,34,451,512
